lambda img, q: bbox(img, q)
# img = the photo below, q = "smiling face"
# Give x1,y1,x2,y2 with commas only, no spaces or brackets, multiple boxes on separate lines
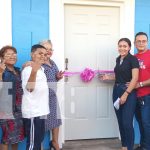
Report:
135,35,148,53
31,48,47,64
3,49,17,65
41,42,53,59
118,40,131,57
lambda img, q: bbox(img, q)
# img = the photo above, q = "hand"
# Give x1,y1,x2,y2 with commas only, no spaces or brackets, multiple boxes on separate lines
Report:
99,74,111,81
31,62,42,72
56,71,64,80
135,82,140,89
0,60,6,74
125,82,130,87
22,61,33,69
120,92,128,105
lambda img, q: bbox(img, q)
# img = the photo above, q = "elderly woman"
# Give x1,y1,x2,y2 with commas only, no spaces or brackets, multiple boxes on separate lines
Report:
0,46,24,150
40,40,63,150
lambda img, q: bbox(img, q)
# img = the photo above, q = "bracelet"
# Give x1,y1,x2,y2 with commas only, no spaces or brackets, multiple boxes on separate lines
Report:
125,90,130,94
139,82,143,87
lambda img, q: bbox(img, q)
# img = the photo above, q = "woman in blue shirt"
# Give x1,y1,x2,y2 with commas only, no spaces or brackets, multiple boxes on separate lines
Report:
0,46,24,150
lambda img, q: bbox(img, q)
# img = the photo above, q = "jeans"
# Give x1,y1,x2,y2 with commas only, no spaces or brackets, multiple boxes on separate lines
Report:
113,84,137,150
135,100,144,148
135,95,150,150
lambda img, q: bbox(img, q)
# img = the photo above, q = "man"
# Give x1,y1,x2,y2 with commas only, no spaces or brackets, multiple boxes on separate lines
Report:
134,32,150,150
22,44,49,150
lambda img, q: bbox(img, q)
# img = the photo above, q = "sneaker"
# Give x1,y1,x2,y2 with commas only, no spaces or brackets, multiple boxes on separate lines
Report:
134,146,142,150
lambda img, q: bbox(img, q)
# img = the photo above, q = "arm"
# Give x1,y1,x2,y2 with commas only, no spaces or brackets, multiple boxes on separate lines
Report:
0,61,6,90
26,69,37,92
0,61,6,80
120,68,139,105
25,62,41,92
52,60,64,81
56,71,64,81
136,78,150,88
22,61,33,70
99,73,115,81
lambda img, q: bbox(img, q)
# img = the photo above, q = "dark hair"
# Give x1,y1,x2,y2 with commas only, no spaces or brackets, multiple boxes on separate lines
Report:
118,38,131,47
135,32,148,41
31,44,46,53
0,45,17,58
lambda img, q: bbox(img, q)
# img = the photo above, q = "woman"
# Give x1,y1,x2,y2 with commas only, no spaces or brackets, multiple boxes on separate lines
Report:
0,46,24,150
40,40,63,150
100,38,139,150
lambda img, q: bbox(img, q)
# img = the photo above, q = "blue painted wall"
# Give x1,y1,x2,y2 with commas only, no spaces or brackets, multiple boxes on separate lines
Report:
134,0,150,144
135,0,150,51
0,0,50,149
12,0,49,68
1,0,149,148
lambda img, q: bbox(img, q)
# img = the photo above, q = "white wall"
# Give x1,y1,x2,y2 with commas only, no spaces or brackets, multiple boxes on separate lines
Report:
120,0,135,54
0,0,12,48
49,0,64,70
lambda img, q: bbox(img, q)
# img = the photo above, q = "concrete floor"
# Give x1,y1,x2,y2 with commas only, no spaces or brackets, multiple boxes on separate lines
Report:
62,138,122,150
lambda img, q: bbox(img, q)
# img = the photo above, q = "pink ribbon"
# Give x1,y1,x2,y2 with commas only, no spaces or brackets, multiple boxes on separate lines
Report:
64,68,114,82
80,68,95,82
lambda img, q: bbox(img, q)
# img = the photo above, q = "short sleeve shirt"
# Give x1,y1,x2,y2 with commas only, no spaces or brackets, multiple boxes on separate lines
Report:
135,50,150,97
114,53,139,84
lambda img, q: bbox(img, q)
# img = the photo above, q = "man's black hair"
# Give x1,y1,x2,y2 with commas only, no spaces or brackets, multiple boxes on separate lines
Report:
135,32,148,40
31,44,46,53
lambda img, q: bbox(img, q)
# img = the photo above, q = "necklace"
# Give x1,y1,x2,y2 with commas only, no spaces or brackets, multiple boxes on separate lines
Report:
7,67,18,75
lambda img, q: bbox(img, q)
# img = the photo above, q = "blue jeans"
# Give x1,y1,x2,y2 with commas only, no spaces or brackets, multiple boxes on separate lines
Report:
113,84,137,150
136,95,150,150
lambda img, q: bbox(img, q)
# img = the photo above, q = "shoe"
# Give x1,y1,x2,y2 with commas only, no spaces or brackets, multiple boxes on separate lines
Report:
49,141,56,150
134,146,143,150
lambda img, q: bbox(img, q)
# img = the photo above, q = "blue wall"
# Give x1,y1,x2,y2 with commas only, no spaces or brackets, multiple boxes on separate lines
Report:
134,0,150,144
135,0,150,50
0,0,50,149
12,0,50,67
1,0,149,148
12,0,50,149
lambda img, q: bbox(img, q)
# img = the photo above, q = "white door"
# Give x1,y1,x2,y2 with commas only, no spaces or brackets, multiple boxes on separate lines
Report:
64,4,120,140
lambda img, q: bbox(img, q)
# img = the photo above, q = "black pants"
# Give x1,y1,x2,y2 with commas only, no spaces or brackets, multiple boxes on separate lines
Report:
24,117,45,150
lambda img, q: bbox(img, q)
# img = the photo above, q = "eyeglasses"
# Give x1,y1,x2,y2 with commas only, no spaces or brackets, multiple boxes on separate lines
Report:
4,53,17,58
136,40,147,45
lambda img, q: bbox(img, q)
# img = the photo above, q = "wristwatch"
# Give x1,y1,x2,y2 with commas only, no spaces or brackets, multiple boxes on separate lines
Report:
139,82,143,87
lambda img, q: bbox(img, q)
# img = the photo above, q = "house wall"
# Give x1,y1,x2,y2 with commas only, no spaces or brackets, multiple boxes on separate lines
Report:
12,0,50,67
135,0,150,49
134,0,150,144
0,0,149,147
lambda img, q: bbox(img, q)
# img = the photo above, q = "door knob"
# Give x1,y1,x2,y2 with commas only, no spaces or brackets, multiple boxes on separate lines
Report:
65,58,68,70
65,58,69,82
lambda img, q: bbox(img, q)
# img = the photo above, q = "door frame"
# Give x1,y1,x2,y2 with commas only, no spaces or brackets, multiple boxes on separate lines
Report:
49,0,135,69
49,0,135,141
